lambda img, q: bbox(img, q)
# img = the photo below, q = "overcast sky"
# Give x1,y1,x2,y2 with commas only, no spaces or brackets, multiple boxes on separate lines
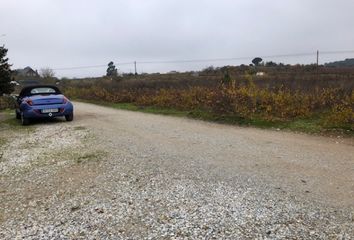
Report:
1,0,354,77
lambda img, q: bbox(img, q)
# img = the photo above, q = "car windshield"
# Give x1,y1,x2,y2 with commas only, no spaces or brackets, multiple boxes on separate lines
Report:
30,87,57,95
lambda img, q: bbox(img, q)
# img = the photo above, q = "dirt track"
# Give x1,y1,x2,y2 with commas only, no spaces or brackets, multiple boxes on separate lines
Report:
75,102,354,206
1,101,353,239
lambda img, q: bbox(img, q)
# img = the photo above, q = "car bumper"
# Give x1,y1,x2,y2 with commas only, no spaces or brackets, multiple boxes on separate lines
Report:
21,103,73,119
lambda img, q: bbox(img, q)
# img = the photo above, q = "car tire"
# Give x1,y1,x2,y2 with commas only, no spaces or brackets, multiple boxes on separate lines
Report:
65,113,74,121
16,111,21,119
21,113,30,126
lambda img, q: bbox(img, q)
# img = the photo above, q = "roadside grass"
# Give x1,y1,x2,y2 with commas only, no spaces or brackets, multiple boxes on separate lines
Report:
4,148,106,177
0,109,33,132
0,137,6,148
75,99,189,117
34,148,106,167
73,126,86,131
111,103,188,117
0,109,105,177
76,150,107,164
186,110,353,136
284,117,324,133
76,99,354,137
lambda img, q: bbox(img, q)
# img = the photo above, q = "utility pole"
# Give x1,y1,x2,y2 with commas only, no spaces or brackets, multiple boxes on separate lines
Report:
316,50,319,66
134,61,137,75
316,50,320,79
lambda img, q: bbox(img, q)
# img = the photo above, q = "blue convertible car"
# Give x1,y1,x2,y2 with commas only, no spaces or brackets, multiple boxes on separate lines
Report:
15,85,74,125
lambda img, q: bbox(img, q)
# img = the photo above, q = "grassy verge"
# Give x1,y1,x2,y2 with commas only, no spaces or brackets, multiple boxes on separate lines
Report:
0,109,16,126
75,99,353,137
0,136,6,148
0,109,33,132
75,99,189,117
0,109,33,164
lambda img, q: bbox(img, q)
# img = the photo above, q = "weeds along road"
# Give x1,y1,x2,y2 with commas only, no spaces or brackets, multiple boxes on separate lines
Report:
1,101,353,239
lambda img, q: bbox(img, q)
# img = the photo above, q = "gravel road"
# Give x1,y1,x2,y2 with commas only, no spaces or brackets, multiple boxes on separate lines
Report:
1,101,353,239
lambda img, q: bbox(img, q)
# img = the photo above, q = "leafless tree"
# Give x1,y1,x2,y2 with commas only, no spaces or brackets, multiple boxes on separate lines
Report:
40,67,55,79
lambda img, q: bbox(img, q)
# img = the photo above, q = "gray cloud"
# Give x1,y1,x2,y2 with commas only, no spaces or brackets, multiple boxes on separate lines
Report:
1,0,354,77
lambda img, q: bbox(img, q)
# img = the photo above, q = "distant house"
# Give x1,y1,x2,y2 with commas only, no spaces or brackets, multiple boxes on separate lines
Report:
191,71,199,77
13,66,39,78
256,72,265,77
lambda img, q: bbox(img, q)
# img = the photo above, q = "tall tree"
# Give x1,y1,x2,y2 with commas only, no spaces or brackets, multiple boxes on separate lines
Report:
106,61,118,77
252,57,263,66
0,46,14,95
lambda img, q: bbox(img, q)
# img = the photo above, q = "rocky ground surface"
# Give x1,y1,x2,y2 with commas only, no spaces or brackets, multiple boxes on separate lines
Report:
0,102,353,239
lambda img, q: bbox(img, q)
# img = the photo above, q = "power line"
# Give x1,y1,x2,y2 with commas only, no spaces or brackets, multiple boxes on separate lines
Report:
139,50,354,65
53,64,106,71
50,50,354,71
320,50,354,55
138,53,314,65
53,61,134,71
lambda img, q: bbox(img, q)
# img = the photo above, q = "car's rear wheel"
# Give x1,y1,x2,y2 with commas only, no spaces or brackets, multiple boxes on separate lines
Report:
21,113,30,125
15,110,21,119
65,113,74,121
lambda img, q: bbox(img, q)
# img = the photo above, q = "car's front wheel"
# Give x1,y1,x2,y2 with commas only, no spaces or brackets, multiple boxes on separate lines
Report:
21,113,30,126
65,113,74,121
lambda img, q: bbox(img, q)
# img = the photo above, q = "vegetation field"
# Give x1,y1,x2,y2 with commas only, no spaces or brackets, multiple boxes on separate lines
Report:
2,64,353,135
60,65,354,135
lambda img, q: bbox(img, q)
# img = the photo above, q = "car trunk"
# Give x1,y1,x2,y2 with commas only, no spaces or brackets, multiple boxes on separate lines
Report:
30,94,64,105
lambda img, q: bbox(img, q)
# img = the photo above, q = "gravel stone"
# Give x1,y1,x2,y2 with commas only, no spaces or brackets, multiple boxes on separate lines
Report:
0,103,353,239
